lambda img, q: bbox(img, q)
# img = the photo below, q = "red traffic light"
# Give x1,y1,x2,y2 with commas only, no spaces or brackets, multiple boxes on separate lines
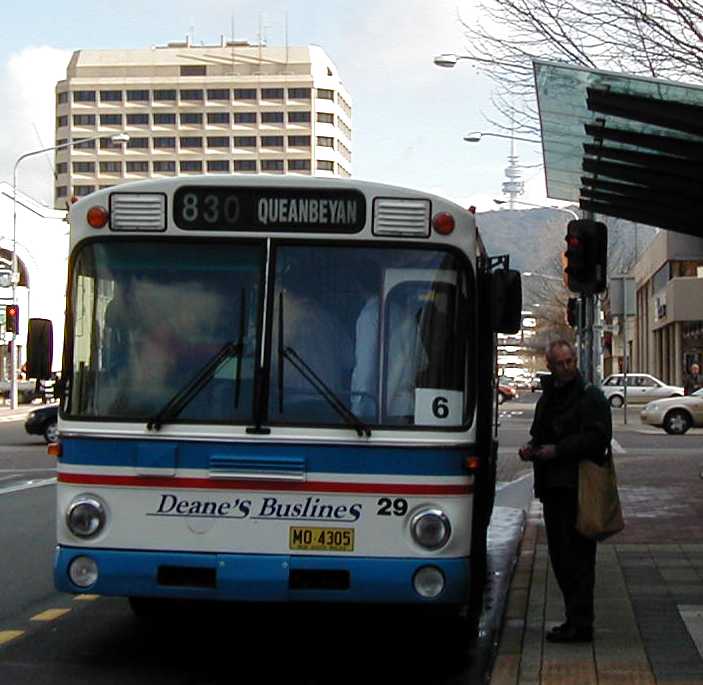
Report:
5,304,19,334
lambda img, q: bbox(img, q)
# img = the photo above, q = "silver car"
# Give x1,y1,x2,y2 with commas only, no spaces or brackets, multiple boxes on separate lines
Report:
600,373,684,408
640,389,703,434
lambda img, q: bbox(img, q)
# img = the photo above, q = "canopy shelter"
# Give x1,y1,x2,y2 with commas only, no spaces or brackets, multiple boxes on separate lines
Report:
534,60,703,237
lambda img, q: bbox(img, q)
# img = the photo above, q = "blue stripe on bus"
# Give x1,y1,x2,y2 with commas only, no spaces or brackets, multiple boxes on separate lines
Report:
55,546,471,605
59,439,475,476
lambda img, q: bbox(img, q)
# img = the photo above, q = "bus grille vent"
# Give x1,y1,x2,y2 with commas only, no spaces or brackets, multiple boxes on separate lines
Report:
110,193,167,232
372,198,430,237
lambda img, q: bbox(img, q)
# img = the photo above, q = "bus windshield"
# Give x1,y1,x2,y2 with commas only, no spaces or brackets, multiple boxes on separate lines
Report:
67,240,265,421
269,244,472,429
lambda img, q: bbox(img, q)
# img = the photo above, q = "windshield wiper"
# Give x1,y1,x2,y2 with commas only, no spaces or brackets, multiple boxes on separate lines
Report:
147,340,243,431
282,345,372,438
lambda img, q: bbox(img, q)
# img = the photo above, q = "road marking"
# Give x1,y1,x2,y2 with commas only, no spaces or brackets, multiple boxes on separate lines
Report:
611,438,626,454
679,605,703,660
0,477,56,496
31,608,71,622
0,630,24,645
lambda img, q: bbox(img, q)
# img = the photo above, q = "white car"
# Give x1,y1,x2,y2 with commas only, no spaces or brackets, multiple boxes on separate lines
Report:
600,373,684,408
640,389,703,434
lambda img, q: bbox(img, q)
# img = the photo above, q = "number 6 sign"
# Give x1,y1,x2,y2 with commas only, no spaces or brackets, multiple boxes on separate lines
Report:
414,389,464,426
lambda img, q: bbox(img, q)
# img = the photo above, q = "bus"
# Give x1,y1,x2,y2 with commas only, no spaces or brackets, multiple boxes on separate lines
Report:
30,175,520,620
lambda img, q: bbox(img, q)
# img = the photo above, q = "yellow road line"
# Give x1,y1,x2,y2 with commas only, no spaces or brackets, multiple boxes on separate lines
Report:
74,594,99,601
0,630,24,645
30,609,71,622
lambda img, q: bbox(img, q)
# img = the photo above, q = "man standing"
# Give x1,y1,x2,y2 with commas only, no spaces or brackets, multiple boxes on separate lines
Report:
519,339,612,643
685,362,703,395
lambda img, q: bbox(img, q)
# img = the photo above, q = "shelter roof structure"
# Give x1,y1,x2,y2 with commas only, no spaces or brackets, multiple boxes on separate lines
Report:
534,60,703,236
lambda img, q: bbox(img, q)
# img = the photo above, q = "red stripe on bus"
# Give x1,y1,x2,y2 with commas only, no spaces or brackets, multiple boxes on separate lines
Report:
57,473,473,495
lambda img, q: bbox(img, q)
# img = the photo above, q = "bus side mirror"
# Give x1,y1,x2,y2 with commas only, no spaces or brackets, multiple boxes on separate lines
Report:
26,318,53,380
491,270,522,334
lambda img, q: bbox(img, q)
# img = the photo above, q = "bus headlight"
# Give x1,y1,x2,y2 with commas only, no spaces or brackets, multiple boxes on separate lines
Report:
411,509,451,550
68,556,99,588
66,495,106,539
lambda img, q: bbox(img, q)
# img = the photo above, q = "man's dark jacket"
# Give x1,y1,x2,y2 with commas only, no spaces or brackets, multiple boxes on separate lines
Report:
529,371,612,500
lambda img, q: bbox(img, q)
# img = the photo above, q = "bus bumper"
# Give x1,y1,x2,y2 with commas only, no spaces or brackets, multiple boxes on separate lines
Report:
55,546,471,605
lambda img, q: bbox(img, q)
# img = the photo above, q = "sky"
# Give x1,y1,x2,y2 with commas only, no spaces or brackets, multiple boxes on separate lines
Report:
0,0,556,212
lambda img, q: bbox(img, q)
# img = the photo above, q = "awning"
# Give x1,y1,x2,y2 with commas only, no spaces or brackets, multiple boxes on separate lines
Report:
534,60,703,236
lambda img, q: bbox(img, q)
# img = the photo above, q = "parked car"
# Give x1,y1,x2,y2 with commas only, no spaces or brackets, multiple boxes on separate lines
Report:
640,389,703,434
0,380,41,404
530,371,551,392
600,373,684,408
498,384,518,404
24,404,58,443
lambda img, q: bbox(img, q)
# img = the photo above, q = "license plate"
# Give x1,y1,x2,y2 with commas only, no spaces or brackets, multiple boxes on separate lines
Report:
289,526,355,552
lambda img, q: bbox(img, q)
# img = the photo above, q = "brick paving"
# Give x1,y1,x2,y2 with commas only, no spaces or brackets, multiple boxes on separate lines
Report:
491,445,703,684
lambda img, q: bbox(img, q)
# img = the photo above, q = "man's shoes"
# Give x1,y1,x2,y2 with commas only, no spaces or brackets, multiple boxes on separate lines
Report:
545,623,593,643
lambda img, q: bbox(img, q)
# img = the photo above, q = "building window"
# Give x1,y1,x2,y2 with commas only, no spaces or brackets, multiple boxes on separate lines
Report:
261,136,284,147
234,160,257,172
56,162,67,174
317,88,334,100
317,112,334,124
56,116,68,128
206,136,230,148
57,92,69,105
126,161,149,173
179,137,203,149
180,65,206,76
317,136,335,148
153,89,177,101
100,137,124,150
73,90,96,103
56,186,67,198
153,137,176,149
289,111,311,124
126,113,149,125
288,159,311,171
127,137,149,149
233,136,257,148
74,139,96,150
288,87,311,99
180,89,204,101
73,114,96,126
208,112,230,125
99,161,122,174
100,90,122,102
180,160,203,173
207,160,230,173
73,162,95,173
261,111,284,124
288,135,311,147
180,112,203,125
153,113,176,125
233,112,257,124
153,160,176,173
207,88,230,100
73,185,95,196
317,160,334,171
261,159,284,172
100,114,122,126
234,88,257,100
126,90,150,102
261,88,284,100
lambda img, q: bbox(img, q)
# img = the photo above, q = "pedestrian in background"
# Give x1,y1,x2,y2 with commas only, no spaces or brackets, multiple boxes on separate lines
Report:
519,339,612,643
684,362,703,395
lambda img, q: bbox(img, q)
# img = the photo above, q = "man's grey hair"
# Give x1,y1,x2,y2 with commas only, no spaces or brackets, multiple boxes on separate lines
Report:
545,339,576,361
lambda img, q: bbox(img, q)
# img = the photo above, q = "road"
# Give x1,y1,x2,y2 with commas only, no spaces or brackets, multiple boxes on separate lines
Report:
0,399,699,683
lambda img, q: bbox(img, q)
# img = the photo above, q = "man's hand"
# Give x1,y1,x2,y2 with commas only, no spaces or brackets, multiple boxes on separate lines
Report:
533,444,557,461
518,443,535,462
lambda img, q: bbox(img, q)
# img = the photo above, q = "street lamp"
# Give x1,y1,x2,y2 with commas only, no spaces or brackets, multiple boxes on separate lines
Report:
493,198,579,219
10,132,129,408
464,132,541,145
433,54,532,71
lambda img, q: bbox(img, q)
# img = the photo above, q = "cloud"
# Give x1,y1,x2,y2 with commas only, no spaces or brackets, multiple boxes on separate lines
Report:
0,46,72,206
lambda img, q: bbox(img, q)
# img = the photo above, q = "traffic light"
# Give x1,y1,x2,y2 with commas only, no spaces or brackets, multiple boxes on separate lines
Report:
564,220,607,294
5,304,19,334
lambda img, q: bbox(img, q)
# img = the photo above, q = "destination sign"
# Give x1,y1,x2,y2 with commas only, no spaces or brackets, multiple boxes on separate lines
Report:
173,186,366,233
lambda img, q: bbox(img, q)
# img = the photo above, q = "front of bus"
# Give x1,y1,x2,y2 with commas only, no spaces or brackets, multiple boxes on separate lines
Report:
55,177,490,612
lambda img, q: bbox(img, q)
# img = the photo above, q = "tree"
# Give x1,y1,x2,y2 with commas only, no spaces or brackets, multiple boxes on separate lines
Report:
460,0,703,134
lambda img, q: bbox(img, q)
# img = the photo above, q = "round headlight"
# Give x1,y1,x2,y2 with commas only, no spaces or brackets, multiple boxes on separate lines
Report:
66,496,106,538
413,566,445,598
68,556,99,588
411,509,451,550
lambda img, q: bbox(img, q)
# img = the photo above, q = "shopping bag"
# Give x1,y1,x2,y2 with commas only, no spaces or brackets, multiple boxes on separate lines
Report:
576,454,625,541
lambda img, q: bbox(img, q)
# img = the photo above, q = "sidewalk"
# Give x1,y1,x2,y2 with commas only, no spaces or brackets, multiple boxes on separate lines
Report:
491,449,703,684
